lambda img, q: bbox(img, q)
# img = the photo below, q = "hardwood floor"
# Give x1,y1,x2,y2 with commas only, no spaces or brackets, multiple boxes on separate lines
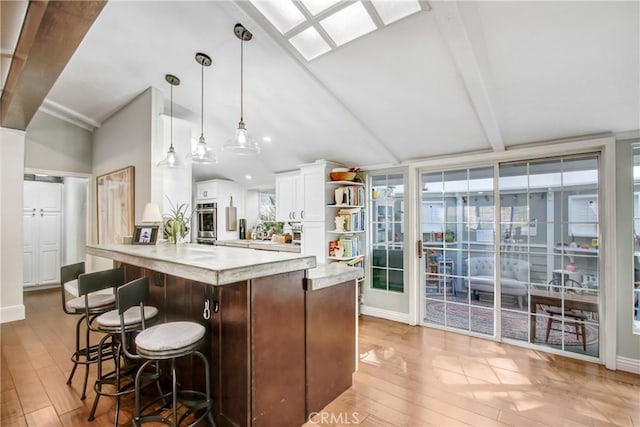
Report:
2,289,639,426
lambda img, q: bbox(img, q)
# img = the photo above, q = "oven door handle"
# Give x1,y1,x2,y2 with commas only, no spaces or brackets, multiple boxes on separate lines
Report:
197,208,217,214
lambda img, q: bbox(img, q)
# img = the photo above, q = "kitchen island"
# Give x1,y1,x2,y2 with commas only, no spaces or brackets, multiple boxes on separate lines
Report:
86,243,360,427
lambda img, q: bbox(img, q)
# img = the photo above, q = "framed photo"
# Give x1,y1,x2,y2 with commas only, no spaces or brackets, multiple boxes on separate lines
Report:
133,225,159,245
97,166,135,244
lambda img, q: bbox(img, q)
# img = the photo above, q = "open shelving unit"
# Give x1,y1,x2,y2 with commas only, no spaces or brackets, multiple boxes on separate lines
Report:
326,180,366,293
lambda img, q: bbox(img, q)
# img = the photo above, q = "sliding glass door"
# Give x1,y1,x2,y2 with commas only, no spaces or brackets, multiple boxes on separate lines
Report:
420,155,601,358
421,167,496,336
499,157,600,357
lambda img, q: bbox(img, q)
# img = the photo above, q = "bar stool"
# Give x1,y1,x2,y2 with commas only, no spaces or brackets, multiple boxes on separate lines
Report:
117,276,216,426
82,271,161,425
61,262,117,400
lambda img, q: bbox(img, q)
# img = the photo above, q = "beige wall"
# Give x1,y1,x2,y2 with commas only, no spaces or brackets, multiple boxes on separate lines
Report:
25,111,92,174
0,128,26,323
89,87,160,270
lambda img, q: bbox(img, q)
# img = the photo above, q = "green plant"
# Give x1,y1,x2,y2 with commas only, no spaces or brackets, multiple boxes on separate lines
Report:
163,197,192,244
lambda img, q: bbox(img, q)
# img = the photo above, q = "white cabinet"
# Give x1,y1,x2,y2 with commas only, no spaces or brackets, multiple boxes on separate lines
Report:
23,181,62,287
275,172,302,222
301,221,325,264
298,161,341,264
196,180,218,202
300,164,325,222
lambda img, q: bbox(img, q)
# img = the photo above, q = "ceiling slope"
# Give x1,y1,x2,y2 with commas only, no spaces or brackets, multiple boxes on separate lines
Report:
3,1,636,187
0,1,106,130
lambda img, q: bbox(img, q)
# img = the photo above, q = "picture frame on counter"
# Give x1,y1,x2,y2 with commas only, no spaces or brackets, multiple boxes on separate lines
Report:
132,225,159,245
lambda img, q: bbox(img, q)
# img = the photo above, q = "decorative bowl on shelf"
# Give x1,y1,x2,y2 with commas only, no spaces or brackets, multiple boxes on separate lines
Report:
330,172,356,181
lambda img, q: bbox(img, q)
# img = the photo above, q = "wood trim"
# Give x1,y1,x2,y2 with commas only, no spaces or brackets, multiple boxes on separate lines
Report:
0,0,106,130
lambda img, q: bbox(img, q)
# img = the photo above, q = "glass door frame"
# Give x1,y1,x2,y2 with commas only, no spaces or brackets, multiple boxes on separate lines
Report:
408,137,616,366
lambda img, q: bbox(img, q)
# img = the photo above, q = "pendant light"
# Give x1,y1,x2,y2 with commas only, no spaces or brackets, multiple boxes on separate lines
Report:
224,23,260,155
158,74,183,168
187,52,216,164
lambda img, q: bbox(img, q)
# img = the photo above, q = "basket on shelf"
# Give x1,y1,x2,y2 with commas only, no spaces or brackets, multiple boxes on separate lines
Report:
329,171,356,181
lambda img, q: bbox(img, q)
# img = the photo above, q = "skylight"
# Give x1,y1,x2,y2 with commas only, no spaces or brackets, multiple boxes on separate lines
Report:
249,0,427,61
289,27,332,60
320,2,376,47
299,0,341,16
251,1,306,34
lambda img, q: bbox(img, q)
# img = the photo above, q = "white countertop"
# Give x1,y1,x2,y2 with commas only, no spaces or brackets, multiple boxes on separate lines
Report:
215,239,301,253
87,243,315,286
306,263,364,291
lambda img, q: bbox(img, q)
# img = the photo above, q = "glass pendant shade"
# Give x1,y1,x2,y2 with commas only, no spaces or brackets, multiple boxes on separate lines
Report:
225,121,260,155
187,52,217,164
224,23,259,156
158,74,183,169
158,145,182,168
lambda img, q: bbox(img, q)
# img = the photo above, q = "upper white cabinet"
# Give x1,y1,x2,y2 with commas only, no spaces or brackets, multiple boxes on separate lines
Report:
300,164,325,222
275,171,302,222
276,160,343,264
196,180,218,202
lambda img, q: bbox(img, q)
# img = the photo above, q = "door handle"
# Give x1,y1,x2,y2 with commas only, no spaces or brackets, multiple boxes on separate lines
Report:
292,212,296,219
301,210,304,219
417,240,423,258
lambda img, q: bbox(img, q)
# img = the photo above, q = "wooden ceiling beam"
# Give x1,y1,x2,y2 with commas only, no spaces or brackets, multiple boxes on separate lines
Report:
0,0,106,130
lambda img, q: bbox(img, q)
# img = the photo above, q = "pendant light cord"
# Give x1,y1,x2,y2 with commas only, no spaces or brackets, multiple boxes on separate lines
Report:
200,59,204,138
240,37,244,124
170,83,174,150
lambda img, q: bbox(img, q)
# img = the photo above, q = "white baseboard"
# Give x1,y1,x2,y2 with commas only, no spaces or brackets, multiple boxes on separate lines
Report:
616,356,640,374
360,305,410,324
0,304,25,324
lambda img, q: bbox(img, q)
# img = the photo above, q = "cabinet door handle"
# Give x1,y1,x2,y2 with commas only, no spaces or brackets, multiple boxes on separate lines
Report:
417,240,423,258
301,210,304,219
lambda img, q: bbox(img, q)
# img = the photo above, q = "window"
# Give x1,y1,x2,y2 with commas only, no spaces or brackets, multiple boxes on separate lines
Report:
370,173,404,293
250,0,427,61
259,191,276,222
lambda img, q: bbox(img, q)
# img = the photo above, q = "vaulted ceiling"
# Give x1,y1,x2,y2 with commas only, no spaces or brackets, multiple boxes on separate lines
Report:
2,1,638,188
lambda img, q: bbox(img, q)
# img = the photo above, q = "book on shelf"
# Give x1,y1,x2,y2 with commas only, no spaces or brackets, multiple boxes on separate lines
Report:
328,240,340,257
338,185,365,206
337,208,365,232
328,236,361,258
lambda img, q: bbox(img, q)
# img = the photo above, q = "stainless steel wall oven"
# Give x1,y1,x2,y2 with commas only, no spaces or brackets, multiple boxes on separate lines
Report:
196,202,217,244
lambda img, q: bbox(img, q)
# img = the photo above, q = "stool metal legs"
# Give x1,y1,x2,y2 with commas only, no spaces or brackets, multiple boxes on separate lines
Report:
67,313,113,400
133,351,215,426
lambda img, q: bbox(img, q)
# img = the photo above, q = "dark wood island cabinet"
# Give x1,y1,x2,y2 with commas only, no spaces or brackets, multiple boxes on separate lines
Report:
87,244,361,427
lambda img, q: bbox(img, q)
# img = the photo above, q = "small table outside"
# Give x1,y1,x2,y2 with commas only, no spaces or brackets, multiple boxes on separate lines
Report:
529,289,599,343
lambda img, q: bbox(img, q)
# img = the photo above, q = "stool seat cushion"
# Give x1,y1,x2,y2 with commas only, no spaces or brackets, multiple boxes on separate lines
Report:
96,306,159,328
66,293,115,311
135,321,205,352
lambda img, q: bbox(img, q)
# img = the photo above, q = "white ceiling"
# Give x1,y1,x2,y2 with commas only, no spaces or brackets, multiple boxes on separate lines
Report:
4,1,639,188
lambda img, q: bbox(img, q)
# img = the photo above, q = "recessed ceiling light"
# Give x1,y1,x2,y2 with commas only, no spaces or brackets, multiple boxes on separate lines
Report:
35,173,49,177
320,2,377,47
299,0,340,16
289,27,331,60
245,175,253,180
263,136,272,143
370,0,421,25
251,0,305,34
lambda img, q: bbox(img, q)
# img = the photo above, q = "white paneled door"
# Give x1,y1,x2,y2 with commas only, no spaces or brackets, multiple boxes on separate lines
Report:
23,181,62,288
